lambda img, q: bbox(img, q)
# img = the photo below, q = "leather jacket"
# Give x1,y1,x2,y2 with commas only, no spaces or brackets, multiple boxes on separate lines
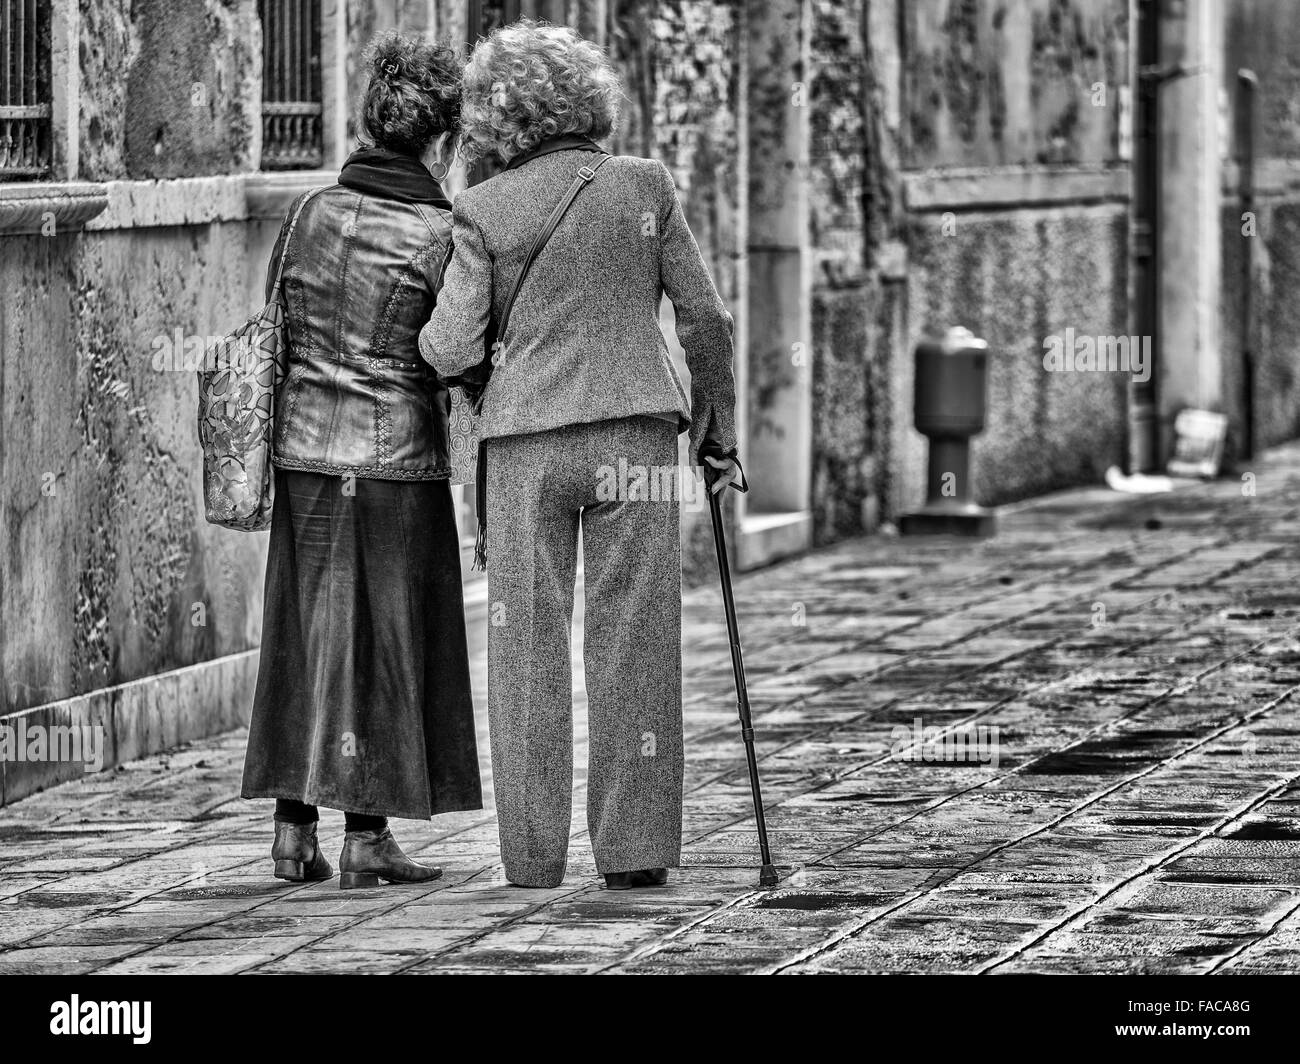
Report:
267,175,454,480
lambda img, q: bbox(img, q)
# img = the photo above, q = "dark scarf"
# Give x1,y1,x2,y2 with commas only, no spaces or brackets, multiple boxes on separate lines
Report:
338,146,452,207
504,133,605,171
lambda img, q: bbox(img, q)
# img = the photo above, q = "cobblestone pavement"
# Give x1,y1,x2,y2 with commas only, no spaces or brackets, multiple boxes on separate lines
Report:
3,445,1300,975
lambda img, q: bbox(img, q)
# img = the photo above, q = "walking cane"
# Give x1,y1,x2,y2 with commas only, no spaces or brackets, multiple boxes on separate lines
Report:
706,474,779,888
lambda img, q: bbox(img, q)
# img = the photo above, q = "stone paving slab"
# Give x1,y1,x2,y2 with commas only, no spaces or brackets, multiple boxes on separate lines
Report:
3,444,1300,973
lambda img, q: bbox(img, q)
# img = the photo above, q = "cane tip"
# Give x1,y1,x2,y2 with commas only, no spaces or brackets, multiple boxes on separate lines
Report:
759,865,779,888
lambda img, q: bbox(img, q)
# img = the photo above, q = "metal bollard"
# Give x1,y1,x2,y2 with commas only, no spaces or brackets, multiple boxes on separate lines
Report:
900,327,995,537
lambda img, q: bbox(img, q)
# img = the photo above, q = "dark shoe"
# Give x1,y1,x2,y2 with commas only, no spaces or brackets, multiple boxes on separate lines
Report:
632,867,670,887
338,828,442,890
271,821,333,882
604,867,669,891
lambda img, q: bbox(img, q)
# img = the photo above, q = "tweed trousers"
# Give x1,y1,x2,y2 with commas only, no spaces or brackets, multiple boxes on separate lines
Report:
486,415,684,887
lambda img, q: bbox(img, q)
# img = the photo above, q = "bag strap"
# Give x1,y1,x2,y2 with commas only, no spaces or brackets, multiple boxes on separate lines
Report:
469,154,610,572
270,185,329,294
492,154,611,355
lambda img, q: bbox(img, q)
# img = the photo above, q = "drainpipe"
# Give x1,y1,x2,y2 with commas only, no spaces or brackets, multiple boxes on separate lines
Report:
1237,68,1258,462
1129,0,1161,473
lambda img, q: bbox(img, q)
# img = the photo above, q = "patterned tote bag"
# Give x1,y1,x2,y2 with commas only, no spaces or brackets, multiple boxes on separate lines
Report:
446,388,480,486
197,188,322,531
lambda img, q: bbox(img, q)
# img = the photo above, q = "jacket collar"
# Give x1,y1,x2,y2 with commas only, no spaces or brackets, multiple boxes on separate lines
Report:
338,146,452,207
504,134,605,171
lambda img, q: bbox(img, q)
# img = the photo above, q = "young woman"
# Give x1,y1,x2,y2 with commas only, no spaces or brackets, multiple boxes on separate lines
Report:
242,32,482,890
420,20,745,891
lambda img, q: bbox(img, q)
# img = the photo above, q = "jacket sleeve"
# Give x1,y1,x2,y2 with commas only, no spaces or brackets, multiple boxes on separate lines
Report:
655,160,738,466
419,196,493,377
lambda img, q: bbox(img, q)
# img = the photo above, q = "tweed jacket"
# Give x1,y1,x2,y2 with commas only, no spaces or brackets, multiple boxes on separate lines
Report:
418,143,737,463
270,174,455,481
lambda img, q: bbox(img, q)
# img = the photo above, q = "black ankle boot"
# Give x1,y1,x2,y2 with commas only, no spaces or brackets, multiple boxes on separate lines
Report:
271,821,333,882
339,828,442,890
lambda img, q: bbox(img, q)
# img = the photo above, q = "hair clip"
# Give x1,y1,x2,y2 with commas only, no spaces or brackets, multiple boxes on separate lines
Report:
382,61,399,75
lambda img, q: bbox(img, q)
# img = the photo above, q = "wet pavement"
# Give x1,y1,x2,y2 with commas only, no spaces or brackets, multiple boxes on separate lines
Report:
2,444,1299,974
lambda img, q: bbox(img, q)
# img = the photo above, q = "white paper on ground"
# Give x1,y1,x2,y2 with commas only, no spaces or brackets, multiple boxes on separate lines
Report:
1105,465,1174,494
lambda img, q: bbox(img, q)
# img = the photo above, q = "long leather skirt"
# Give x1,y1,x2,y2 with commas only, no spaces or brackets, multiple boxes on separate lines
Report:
241,469,482,820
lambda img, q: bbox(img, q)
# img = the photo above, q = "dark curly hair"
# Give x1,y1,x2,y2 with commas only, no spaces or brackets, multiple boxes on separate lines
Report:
359,31,463,157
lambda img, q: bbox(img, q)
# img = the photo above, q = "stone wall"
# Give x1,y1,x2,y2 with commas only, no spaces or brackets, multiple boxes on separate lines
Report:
2,1,273,804
809,0,879,543
2,220,272,713
80,0,262,181
902,206,1130,511
904,0,1129,169
804,0,1134,527
887,0,1133,519
1224,0,1300,160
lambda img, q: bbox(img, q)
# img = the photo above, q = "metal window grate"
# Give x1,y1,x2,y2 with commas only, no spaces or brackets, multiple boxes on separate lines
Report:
260,0,323,170
0,0,52,181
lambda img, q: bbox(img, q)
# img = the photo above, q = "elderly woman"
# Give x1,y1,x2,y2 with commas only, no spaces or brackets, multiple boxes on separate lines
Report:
420,20,744,890
241,32,482,889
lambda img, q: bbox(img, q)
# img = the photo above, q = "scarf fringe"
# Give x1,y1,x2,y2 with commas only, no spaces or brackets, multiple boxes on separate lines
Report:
472,524,487,572
472,438,488,572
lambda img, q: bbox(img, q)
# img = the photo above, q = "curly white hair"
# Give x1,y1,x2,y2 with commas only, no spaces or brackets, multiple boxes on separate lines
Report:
459,19,622,165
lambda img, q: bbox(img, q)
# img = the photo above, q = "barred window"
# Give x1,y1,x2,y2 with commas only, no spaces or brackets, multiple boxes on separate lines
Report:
259,0,323,170
0,0,52,181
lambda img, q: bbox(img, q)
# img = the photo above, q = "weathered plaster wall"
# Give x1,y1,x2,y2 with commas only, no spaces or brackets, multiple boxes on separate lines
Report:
2,224,269,716
898,206,1130,515
643,1,740,305
814,0,1134,538
79,0,137,179
811,0,866,284
1224,0,1300,161
4,0,270,723
809,0,884,544
905,0,1129,169
887,0,1131,520
80,0,261,181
